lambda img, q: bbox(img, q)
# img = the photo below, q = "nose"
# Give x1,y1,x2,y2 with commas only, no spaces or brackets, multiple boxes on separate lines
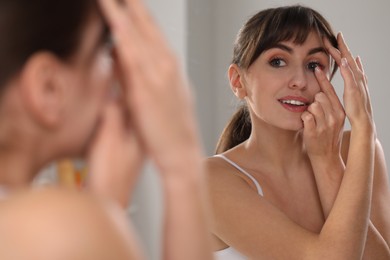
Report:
288,66,308,90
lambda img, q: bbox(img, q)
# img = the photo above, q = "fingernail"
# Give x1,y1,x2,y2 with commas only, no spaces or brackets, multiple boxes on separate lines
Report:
315,66,322,73
341,58,348,67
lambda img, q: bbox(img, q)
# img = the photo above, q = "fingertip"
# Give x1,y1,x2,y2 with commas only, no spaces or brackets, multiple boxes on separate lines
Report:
314,66,325,79
356,56,365,72
338,32,344,41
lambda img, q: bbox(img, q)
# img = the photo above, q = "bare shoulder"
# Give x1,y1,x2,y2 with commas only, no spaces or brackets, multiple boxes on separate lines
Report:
0,187,143,260
204,154,261,200
204,155,231,175
204,155,246,187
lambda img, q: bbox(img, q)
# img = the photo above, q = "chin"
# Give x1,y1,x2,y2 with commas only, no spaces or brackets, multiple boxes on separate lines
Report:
277,118,304,131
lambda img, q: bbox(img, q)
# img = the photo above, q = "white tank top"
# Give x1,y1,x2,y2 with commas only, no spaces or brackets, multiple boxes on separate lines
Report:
213,154,263,260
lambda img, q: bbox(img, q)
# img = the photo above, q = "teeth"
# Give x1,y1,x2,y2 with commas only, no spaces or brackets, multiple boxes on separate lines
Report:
281,100,306,106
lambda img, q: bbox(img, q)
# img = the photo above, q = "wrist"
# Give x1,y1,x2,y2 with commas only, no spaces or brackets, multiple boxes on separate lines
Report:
349,118,376,138
155,147,204,180
350,123,376,144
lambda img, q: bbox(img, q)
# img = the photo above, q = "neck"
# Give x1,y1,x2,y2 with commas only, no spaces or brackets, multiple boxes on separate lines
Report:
0,150,38,190
0,135,53,190
244,121,308,174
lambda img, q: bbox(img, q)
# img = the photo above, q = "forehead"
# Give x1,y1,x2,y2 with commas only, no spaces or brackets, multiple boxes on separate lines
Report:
272,31,324,50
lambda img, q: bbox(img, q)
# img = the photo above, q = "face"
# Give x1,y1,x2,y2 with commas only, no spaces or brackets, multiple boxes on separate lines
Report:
59,11,114,155
241,31,331,131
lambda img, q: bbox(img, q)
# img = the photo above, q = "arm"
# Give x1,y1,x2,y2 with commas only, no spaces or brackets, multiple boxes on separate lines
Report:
342,133,390,252
369,139,390,248
311,133,390,259
98,0,213,259
304,34,390,258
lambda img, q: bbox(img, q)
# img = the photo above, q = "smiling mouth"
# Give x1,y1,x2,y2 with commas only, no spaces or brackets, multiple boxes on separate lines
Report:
278,99,310,113
279,99,310,106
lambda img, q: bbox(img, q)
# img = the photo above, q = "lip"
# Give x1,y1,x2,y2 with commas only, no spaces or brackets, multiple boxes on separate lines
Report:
278,96,311,113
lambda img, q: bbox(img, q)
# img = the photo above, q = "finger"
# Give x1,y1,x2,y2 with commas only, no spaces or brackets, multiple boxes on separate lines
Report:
339,58,357,94
314,67,344,111
314,92,335,118
123,0,167,45
103,8,157,91
307,101,326,130
337,33,360,74
99,0,126,28
98,0,141,65
356,56,365,73
356,56,373,114
324,37,342,65
355,56,369,88
301,111,316,136
314,92,345,128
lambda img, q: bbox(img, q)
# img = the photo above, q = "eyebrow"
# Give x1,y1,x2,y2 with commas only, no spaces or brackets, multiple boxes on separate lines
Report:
308,47,327,55
271,44,327,56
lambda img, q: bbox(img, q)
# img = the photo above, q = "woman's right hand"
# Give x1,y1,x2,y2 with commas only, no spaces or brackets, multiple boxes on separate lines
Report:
325,33,375,133
99,0,202,174
87,101,144,208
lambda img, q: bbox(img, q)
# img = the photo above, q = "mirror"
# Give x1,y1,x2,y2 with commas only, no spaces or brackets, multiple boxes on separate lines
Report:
186,0,390,159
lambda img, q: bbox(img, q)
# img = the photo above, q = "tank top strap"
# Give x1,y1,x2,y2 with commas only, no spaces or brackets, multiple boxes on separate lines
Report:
214,154,263,196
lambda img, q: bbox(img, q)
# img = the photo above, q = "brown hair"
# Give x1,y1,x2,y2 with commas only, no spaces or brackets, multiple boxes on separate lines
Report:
216,5,338,154
0,0,97,88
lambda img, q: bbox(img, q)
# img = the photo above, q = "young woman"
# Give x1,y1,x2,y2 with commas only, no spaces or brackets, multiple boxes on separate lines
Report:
0,0,212,259
206,5,390,259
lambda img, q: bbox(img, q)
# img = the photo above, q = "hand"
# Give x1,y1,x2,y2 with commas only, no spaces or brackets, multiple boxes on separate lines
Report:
87,101,144,208
301,67,345,161
99,0,202,173
324,33,374,132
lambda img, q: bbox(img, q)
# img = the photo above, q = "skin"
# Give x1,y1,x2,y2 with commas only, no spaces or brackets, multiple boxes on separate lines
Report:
0,0,213,259
206,31,390,259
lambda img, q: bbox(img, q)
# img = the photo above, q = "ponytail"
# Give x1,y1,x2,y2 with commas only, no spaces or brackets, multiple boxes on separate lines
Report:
215,104,251,154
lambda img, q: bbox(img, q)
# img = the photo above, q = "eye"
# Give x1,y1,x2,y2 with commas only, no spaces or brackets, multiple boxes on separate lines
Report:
269,58,287,68
307,62,323,72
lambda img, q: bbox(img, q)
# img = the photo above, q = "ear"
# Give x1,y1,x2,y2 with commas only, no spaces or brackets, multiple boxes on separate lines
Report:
228,64,247,99
19,52,66,129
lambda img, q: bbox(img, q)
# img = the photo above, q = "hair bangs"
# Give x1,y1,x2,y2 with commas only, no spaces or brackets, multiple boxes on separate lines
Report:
248,6,321,67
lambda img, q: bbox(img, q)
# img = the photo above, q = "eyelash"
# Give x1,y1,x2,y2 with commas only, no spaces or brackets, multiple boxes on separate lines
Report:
269,57,286,67
269,58,324,72
307,61,324,72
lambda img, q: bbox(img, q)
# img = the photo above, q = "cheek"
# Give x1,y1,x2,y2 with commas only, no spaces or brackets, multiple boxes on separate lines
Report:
307,72,321,93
